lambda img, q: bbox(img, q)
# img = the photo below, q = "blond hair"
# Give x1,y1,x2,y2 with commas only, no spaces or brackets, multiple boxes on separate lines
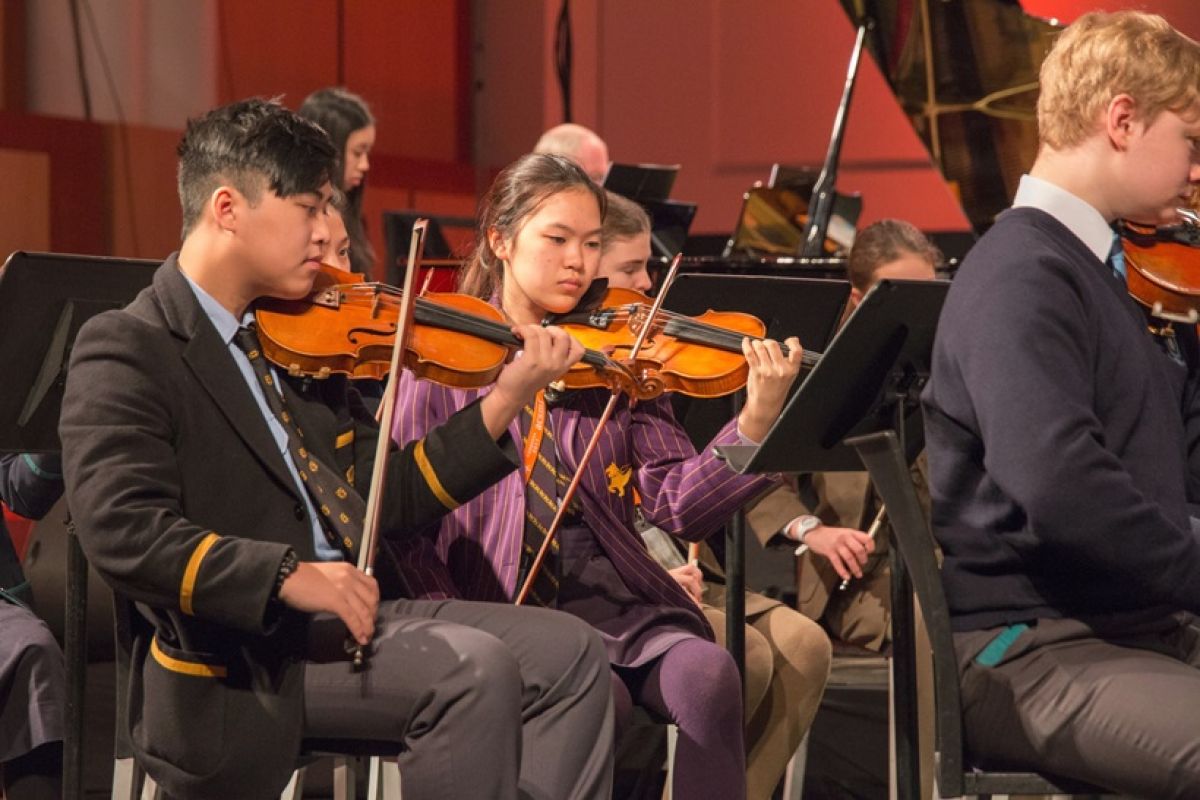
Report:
1038,10,1200,149
602,191,650,252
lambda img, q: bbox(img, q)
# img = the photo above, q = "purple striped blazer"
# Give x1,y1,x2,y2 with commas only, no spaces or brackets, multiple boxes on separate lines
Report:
392,373,778,636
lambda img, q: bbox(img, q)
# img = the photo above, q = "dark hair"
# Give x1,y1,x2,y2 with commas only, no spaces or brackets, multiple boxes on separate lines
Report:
459,153,607,299
298,87,376,274
602,191,650,250
846,219,943,290
176,97,336,238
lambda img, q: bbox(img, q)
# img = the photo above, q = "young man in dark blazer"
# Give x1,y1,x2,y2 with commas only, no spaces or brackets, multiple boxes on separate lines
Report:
59,98,614,799
923,11,1200,797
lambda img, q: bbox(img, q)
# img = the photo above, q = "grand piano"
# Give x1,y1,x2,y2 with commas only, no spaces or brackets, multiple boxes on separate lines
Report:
675,0,1059,281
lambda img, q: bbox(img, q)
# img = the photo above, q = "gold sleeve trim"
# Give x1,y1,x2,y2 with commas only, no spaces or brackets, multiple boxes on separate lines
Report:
150,637,227,679
335,430,355,449
414,438,459,510
180,532,219,616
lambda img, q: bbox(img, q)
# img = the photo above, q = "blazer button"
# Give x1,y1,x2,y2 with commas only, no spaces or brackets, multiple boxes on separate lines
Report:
293,504,305,520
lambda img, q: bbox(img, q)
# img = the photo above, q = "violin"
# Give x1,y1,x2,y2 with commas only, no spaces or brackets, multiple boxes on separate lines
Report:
547,286,819,399
1119,214,1200,325
254,264,637,395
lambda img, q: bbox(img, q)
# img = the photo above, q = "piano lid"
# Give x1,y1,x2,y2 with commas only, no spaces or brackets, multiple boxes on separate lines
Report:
845,0,1061,233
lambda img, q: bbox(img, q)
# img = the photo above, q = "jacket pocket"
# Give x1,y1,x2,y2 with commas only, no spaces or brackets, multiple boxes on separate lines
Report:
133,636,228,776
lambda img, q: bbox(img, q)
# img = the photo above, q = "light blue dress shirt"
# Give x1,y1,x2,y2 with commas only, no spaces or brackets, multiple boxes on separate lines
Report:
183,273,343,561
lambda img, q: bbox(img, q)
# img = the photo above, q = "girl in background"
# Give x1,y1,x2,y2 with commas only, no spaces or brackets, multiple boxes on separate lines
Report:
299,87,377,276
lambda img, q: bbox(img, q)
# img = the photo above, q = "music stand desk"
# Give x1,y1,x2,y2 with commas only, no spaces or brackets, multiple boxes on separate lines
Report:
0,250,158,800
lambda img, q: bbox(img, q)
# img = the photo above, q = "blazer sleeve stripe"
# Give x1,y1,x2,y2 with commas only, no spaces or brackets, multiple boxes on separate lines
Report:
414,438,460,510
150,636,228,678
180,532,220,616
336,430,355,449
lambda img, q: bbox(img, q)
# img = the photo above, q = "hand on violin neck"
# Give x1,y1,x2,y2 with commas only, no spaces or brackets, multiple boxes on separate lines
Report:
480,323,585,439
737,335,804,442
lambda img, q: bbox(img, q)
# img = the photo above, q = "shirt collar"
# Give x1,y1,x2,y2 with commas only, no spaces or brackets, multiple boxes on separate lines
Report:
1012,174,1113,264
180,270,244,345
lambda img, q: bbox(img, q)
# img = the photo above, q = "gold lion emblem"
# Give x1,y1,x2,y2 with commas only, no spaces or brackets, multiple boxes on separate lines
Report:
605,463,633,497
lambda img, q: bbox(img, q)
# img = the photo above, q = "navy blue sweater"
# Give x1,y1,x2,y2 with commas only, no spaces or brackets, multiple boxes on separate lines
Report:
923,207,1200,631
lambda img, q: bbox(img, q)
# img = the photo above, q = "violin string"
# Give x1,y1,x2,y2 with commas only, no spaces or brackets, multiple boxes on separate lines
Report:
337,284,617,371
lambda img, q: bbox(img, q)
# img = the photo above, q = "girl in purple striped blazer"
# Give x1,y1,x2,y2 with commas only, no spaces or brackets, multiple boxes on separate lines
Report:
392,153,803,799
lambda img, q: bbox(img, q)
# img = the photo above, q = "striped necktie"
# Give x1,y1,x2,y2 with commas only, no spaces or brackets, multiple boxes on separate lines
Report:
233,325,365,558
516,391,562,607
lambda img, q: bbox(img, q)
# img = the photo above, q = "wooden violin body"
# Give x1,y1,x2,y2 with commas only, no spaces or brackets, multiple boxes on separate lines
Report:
1120,221,1200,324
254,264,638,395
255,265,511,385
550,286,817,399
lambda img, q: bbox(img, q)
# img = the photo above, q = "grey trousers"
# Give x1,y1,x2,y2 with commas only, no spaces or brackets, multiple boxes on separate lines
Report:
0,602,64,763
303,598,614,800
955,611,1200,799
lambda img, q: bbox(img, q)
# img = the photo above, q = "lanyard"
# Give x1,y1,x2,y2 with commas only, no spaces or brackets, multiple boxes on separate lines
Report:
522,390,548,485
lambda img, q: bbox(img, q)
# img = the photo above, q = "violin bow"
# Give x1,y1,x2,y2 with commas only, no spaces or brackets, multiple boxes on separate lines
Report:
352,219,428,665
515,253,685,605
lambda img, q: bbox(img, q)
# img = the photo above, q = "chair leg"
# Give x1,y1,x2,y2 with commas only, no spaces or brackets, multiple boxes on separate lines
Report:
366,756,403,800
112,757,139,800
367,756,383,800
664,723,678,800
332,756,356,800
781,732,810,800
140,772,164,800
279,765,306,800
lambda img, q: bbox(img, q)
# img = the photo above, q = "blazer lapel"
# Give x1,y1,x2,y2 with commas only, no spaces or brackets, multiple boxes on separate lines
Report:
153,259,301,499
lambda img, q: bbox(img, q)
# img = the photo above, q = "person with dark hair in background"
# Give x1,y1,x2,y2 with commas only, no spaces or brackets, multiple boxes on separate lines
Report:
298,87,378,276
0,453,66,800
59,98,614,800
745,218,939,651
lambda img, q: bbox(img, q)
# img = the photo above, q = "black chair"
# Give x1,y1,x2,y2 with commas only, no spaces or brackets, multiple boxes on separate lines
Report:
847,430,1123,800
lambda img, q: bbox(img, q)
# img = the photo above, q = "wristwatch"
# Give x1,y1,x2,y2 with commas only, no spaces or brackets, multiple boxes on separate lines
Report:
791,514,822,544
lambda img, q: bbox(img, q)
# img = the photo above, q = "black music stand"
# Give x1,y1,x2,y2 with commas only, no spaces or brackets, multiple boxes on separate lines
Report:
642,199,698,259
662,274,851,680
382,211,472,289
716,278,948,800
602,162,679,202
0,251,158,800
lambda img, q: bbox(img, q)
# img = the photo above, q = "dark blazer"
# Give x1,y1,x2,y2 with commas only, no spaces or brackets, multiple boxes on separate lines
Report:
59,256,518,799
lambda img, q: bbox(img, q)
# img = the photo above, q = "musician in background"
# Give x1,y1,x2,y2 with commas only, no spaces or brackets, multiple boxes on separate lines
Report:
298,88,378,276
923,11,1200,796
534,123,611,183
58,98,614,799
0,454,65,800
599,191,832,800
319,196,353,271
745,219,939,651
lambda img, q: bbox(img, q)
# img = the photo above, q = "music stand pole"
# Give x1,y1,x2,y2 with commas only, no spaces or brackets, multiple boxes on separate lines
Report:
725,391,746,683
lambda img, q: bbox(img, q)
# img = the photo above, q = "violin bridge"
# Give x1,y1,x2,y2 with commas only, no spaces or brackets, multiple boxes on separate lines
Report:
312,288,341,309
